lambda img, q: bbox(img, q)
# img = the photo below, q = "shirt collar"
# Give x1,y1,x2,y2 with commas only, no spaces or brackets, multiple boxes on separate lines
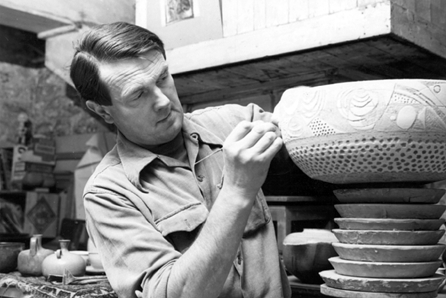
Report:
117,116,224,190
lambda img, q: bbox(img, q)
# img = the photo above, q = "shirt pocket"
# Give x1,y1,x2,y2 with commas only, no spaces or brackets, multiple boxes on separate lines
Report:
154,201,209,237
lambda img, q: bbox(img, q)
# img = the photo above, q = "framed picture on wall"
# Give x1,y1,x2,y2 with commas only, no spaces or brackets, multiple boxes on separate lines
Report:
165,0,194,24
137,0,223,50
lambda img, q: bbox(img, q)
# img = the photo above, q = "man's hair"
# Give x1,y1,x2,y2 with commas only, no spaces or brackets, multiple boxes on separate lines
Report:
70,22,165,106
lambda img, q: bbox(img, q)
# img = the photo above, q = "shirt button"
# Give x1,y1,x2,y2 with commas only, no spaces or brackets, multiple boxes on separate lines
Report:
197,175,204,182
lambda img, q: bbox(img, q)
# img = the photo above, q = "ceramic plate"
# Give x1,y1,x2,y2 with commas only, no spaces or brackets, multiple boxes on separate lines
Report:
332,243,446,262
333,188,445,204
320,270,445,293
334,218,445,230
329,257,442,278
332,229,445,245
335,204,446,219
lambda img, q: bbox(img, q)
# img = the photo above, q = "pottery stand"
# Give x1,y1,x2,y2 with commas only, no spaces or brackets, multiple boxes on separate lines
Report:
319,186,446,297
274,80,446,297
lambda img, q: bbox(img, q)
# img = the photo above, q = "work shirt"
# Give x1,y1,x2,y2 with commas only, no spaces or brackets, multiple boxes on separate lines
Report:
83,103,291,298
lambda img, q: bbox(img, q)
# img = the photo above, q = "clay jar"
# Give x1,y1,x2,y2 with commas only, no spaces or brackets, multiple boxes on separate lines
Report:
17,234,53,276
42,239,86,277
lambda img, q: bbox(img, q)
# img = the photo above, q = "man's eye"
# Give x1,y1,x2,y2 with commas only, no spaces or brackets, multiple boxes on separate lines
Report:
158,74,168,84
135,91,143,100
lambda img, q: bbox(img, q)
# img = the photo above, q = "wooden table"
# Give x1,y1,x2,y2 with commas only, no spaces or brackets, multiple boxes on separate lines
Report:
0,272,115,298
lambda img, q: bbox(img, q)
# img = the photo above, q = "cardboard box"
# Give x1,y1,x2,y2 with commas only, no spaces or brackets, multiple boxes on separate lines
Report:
23,192,60,238
10,145,56,190
31,138,56,162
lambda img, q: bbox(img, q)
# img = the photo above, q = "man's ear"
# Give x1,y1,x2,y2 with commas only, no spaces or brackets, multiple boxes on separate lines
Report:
85,100,114,124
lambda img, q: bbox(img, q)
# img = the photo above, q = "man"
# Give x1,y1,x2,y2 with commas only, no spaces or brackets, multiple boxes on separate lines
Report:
70,22,291,298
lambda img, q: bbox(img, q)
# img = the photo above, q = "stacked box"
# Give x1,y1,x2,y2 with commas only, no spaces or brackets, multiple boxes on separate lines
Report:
10,141,56,190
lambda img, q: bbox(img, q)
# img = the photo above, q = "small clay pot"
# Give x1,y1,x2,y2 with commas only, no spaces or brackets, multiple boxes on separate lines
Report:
282,229,338,284
18,234,54,276
42,239,86,276
0,242,24,273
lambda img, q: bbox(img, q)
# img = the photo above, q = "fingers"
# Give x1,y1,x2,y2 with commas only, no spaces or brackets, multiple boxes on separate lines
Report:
225,120,282,157
224,121,255,144
251,131,283,157
270,115,280,127
238,121,280,149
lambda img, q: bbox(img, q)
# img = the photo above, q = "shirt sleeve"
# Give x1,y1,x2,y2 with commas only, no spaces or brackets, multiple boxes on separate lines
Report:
84,189,181,298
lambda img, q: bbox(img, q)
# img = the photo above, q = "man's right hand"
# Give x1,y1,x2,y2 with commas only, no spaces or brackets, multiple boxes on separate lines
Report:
222,120,283,200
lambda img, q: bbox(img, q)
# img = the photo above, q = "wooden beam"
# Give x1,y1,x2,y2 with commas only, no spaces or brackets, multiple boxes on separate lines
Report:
177,71,334,105
0,4,72,33
166,1,392,74
37,24,77,39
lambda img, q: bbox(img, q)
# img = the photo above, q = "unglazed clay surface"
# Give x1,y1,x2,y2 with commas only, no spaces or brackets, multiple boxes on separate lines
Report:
274,79,446,184
319,270,445,293
320,284,438,298
332,229,445,245
334,218,445,231
332,243,446,262
328,257,442,278
333,188,445,204
334,204,446,219
282,229,338,284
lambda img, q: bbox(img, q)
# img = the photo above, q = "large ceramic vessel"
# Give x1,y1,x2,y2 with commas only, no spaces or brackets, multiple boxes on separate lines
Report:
274,79,446,184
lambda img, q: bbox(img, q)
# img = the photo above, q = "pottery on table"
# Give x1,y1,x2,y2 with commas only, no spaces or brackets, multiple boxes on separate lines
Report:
0,242,25,273
87,237,104,270
333,188,445,204
319,270,445,293
70,250,89,266
332,243,446,262
332,229,445,245
329,257,442,279
335,204,446,219
282,229,338,284
274,79,446,184
334,218,445,231
17,234,54,276
42,239,86,277
88,252,104,270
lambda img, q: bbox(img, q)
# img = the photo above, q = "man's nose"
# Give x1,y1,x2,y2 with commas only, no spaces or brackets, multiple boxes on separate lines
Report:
153,88,170,111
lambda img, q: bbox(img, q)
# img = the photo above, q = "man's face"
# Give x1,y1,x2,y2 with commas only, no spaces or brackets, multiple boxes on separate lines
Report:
95,51,184,149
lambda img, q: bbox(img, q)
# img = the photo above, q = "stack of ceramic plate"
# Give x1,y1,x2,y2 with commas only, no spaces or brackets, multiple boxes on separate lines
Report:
319,188,446,298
